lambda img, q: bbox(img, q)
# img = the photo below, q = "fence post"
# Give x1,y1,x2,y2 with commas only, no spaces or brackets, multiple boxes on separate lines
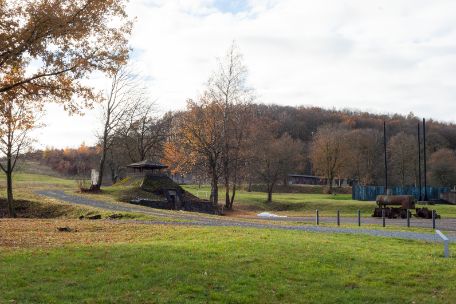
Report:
382,208,386,227
357,210,361,227
407,210,410,227
432,210,436,229
316,209,319,225
337,210,340,226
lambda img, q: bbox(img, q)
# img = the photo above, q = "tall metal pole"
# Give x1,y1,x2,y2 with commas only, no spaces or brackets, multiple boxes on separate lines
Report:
423,118,428,201
383,121,388,195
418,122,422,201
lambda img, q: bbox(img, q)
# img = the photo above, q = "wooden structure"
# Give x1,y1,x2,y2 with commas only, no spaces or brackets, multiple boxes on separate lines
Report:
126,160,168,176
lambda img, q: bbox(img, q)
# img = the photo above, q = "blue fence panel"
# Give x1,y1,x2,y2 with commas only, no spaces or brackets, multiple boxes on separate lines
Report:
352,185,450,201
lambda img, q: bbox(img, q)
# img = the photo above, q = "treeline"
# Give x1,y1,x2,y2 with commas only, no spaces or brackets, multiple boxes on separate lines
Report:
25,145,99,177
251,105,456,189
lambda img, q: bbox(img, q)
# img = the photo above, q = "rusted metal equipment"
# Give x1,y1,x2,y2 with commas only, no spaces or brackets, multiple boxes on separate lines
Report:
416,207,440,219
373,195,415,219
373,194,440,219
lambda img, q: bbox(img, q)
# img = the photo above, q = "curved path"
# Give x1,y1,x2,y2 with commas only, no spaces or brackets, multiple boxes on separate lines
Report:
36,190,456,243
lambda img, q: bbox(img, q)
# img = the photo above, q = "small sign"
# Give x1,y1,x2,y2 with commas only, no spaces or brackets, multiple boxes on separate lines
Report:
91,169,99,186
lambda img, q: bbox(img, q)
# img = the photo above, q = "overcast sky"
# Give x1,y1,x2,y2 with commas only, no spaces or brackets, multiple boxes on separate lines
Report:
34,0,456,148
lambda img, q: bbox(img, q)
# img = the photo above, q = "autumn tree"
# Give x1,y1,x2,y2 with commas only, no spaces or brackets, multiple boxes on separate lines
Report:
0,80,35,217
175,98,224,206
251,119,304,202
310,125,347,193
1,0,131,98
428,148,456,187
0,0,131,214
206,43,254,209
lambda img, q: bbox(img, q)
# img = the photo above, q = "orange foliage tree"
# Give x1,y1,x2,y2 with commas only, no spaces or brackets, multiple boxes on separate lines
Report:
0,0,132,216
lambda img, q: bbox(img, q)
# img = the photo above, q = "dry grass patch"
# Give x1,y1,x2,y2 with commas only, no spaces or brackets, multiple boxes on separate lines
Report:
0,219,176,249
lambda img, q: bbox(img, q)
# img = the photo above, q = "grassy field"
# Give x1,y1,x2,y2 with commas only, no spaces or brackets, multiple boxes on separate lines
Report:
183,185,456,218
1,173,456,303
0,219,455,304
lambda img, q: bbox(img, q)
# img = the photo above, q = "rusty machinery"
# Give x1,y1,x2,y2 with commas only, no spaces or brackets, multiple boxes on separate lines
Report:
373,195,439,219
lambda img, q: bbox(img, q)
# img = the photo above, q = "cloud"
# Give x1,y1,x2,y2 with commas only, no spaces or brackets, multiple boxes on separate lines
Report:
36,0,456,148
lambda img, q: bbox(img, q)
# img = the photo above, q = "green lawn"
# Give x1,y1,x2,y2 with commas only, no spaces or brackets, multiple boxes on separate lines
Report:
0,172,77,189
183,185,456,218
0,222,455,304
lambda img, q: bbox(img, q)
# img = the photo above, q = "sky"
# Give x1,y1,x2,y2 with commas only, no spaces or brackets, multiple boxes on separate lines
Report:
34,0,456,148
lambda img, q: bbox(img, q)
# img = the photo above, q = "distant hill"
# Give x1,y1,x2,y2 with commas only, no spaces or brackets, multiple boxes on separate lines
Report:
254,104,456,149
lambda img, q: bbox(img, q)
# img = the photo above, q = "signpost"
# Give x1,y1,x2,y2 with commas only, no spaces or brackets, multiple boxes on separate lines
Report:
435,230,450,258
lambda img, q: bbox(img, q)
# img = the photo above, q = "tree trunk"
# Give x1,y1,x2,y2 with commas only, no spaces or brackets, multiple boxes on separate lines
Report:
328,178,334,194
267,187,273,203
224,177,230,209
6,155,15,218
211,182,219,207
229,183,236,209
210,171,219,207
95,137,108,190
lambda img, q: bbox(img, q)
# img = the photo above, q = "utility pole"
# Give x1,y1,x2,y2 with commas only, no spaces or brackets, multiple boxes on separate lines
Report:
423,118,428,201
384,121,388,195
418,122,422,201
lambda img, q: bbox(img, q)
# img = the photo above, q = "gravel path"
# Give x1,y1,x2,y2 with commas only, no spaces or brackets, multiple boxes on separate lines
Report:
36,190,456,243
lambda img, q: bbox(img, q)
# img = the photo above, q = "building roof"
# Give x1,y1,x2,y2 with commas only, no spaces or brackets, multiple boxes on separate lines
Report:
127,160,168,170
288,174,321,179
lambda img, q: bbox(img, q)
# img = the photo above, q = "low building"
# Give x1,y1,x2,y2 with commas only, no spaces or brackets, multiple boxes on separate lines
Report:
288,174,351,187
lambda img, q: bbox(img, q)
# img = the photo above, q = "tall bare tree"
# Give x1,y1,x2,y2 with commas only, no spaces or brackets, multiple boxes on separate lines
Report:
207,42,254,209
94,67,147,189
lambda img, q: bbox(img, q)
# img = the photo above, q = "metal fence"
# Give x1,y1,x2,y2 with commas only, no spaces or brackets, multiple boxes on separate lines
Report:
352,185,450,201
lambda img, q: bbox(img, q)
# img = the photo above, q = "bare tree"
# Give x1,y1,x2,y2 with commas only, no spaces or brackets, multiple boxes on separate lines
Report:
206,42,254,209
117,106,170,163
247,117,304,202
253,130,304,202
94,67,147,190
344,128,383,185
428,148,456,187
310,125,347,193
388,132,417,186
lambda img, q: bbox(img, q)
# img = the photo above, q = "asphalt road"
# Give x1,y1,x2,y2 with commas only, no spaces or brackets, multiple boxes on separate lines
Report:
36,189,456,243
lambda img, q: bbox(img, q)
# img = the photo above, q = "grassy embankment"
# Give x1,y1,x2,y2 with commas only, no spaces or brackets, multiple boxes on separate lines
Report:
183,185,456,218
0,219,455,304
0,172,163,221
